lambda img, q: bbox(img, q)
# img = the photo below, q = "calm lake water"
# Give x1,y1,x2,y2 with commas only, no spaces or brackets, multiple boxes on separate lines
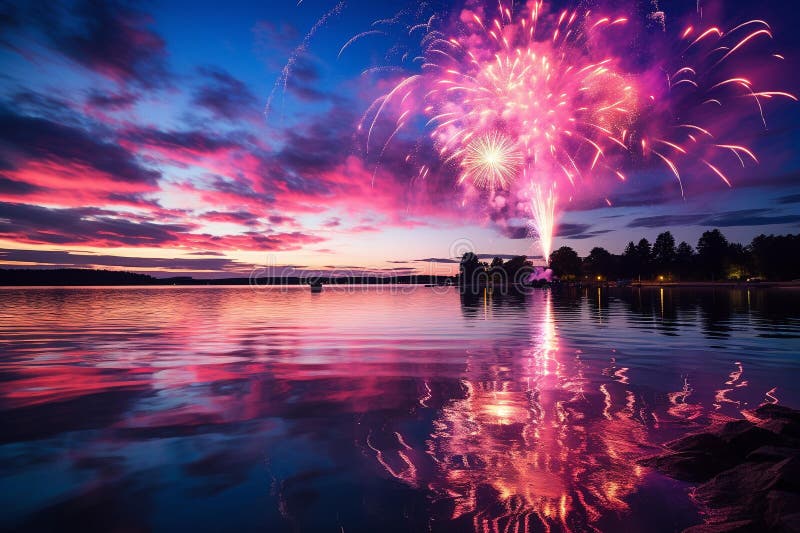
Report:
1,286,799,532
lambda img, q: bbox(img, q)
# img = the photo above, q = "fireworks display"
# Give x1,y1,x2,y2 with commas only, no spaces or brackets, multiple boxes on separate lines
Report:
347,0,795,263
460,131,522,190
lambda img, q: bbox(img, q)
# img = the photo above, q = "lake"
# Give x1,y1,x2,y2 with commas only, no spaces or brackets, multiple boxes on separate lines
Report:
1,286,799,532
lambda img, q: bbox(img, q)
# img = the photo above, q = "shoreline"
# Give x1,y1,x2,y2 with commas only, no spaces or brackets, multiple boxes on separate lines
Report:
630,281,800,289
1,281,799,289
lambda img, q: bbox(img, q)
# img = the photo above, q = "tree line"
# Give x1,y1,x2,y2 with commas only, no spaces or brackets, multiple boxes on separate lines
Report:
548,230,800,281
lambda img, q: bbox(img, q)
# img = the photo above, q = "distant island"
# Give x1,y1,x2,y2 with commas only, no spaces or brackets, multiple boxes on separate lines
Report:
0,269,459,287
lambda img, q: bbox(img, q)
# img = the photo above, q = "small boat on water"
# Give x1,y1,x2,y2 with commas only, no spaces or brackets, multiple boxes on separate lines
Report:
309,280,323,292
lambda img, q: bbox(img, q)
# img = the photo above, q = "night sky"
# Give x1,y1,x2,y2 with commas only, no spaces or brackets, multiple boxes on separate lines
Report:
1,0,799,278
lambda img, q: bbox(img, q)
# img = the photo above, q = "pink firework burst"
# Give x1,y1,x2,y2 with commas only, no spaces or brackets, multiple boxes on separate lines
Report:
354,0,795,262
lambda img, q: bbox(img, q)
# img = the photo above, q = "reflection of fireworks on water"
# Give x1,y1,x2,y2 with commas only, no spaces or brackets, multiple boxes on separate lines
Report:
352,290,784,530
361,292,651,530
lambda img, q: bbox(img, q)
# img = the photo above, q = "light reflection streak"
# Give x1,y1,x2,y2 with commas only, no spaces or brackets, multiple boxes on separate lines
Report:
369,291,650,531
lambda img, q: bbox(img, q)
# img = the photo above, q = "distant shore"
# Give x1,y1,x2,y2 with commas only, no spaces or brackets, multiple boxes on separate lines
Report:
0,268,458,287
631,280,800,289
2,268,799,288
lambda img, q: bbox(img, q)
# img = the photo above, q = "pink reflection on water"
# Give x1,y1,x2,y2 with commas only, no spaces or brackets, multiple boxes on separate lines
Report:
0,286,792,530
369,292,653,531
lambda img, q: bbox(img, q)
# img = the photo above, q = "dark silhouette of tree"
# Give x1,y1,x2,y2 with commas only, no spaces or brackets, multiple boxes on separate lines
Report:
636,238,652,270
623,238,652,280
549,246,581,279
725,242,751,280
488,256,504,284
652,231,676,277
583,247,616,279
501,255,532,285
751,234,800,280
459,252,483,287
0,269,156,286
621,241,637,278
697,229,729,280
675,241,695,280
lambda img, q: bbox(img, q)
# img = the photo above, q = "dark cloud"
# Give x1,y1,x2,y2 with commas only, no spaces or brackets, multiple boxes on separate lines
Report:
563,230,614,240
0,248,245,271
627,209,800,229
26,0,169,88
625,214,708,228
11,91,81,124
0,202,190,247
193,67,258,120
556,223,592,237
496,224,529,239
777,193,800,205
86,90,138,110
284,56,328,101
105,193,162,209
477,254,534,260
127,127,245,155
414,258,460,263
0,175,41,195
707,209,800,227
276,104,355,175
201,210,260,226
205,175,276,207
268,215,295,225
413,253,536,263
0,202,324,252
0,108,159,184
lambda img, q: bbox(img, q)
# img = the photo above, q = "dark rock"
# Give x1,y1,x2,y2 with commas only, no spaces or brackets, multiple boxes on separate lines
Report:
746,445,799,463
715,420,756,440
682,519,758,533
640,450,731,482
641,405,800,533
647,421,781,481
753,404,800,425
764,490,800,530
758,418,800,441
723,425,783,457
694,461,776,509
772,513,800,533
769,455,800,493
665,432,728,453
750,405,800,441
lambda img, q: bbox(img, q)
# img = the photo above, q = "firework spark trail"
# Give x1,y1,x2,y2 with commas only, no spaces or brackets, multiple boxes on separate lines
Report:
530,182,557,261
265,1,346,121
